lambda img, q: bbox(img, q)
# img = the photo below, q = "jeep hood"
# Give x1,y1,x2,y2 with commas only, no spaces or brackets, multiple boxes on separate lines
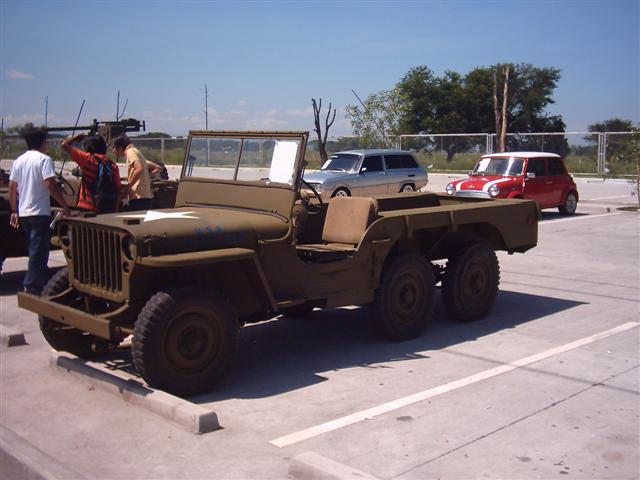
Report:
72,207,289,257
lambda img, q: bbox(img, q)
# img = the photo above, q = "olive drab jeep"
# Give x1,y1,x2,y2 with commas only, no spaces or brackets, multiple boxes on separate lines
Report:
18,130,539,396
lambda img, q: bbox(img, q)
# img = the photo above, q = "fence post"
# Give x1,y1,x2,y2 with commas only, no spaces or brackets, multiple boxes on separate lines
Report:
597,133,606,174
160,138,165,163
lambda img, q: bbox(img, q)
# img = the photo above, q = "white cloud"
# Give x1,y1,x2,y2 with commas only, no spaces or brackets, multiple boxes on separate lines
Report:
5,69,34,80
237,100,248,107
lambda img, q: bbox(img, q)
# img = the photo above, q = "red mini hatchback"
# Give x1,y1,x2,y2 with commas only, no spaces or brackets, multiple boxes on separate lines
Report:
446,151,579,214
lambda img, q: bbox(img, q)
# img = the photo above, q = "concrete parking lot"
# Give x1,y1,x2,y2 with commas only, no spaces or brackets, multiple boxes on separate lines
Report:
1,179,638,479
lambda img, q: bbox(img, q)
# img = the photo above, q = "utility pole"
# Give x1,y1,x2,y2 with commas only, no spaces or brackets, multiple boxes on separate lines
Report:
116,91,128,121
45,96,48,127
204,84,209,130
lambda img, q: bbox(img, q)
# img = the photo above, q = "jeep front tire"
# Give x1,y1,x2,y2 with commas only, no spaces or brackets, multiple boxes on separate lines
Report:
132,287,239,396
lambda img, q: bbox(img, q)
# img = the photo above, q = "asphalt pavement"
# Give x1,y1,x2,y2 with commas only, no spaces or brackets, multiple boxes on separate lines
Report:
0,179,638,479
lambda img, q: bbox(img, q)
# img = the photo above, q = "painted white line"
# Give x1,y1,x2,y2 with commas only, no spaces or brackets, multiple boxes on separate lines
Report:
541,212,622,225
588,195,631,201
270,321,639,448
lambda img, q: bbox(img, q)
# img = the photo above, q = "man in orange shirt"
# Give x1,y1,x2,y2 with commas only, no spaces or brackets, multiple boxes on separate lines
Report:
61,133,122,213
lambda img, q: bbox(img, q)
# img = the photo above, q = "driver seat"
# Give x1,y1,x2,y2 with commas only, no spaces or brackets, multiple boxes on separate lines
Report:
297,196,378,262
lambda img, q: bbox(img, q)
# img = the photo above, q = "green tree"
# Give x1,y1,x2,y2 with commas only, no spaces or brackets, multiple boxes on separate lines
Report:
394,63,568,160
345,87,406,148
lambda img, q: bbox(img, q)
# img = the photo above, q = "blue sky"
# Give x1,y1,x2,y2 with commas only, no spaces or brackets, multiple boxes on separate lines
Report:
1,0,638,136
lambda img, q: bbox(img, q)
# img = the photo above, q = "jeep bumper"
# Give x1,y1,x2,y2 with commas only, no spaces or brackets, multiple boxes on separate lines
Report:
17,292,112,339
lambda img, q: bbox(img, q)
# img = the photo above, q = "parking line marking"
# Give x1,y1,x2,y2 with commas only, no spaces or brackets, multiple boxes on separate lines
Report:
541,212,622,225
588,195,631,201
270,321,639,448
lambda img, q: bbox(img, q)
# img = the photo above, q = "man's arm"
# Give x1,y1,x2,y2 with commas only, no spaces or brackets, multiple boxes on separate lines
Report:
147,160,162,176
60,133,85,153
8,180,19,228
45,177,71,217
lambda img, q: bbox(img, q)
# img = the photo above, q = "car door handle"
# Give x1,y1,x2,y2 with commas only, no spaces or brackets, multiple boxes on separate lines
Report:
545,182,553,185
408,174,415,177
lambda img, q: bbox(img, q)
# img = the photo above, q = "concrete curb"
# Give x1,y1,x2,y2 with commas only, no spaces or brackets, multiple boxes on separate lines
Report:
0,325,27,347
289,452,379,480
49,352,220,434
0,424,86,480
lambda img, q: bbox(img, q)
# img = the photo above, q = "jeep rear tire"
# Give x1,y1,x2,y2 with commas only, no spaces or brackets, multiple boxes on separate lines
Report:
442,243,500,322
39,268,109,358
371,254,436,341
132,287,239,396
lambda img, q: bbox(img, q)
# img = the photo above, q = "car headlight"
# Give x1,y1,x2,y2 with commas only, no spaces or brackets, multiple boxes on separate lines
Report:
446,183,456,195
488,184,500,197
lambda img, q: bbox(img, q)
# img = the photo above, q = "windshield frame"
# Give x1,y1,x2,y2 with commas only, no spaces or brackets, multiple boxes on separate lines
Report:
181,130,308,190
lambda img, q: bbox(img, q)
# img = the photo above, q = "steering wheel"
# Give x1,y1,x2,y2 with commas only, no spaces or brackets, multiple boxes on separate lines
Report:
300,179,324,215
57,173,76,197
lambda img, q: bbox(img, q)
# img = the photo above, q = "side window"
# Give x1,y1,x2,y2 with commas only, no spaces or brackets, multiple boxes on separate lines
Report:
526,158,547,176
548,158,566,175
385,154,417,170
361,155,383,172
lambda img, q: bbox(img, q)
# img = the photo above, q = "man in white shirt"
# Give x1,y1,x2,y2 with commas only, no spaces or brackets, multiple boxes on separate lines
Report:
9,126,70,294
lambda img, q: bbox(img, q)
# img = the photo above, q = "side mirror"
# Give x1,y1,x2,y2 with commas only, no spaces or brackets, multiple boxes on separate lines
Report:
526,172,536,179
468,170,474,176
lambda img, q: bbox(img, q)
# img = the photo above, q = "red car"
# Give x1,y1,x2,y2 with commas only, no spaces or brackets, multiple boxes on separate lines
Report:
446,152,579,214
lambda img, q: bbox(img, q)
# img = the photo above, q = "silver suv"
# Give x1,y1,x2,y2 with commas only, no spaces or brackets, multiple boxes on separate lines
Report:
303,149,428,200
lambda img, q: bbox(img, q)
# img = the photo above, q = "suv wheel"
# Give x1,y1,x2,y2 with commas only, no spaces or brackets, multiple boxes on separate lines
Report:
558,192,578,215
401,184,415,193
331,188,350,198
442,243,500,322
132,287,239,396
371,254,436,340
39,268,110,358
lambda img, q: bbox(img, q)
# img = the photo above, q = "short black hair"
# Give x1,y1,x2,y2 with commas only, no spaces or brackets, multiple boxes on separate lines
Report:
113,135,132,150
83,135,107,155
22,126,48,150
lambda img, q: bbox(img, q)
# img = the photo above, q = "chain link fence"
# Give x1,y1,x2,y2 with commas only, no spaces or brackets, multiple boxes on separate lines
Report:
1,132,637,175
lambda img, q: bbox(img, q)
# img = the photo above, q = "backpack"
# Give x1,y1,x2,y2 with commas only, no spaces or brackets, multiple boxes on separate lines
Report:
90,155,118,213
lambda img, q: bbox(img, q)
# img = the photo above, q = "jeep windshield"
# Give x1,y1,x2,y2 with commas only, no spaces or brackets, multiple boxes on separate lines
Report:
183,134,303,186
473,157,525,176
321,154,360,172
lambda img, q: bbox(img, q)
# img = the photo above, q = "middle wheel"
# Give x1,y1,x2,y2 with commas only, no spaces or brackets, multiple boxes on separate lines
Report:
371,253,436,341
132,287,239,396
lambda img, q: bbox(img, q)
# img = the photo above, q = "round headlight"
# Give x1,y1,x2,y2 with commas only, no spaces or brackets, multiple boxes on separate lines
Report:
122,235,137,261
446,183,456,195
58,224,71,247
488,184,500,197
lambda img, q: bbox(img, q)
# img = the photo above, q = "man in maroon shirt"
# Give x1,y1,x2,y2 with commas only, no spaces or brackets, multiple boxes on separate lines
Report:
61,133,122,213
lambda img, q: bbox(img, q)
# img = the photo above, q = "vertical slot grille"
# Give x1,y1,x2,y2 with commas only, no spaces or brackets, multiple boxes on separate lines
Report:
71,225,123,293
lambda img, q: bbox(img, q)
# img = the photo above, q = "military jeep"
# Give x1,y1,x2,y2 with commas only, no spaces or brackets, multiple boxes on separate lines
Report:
18,130,539,396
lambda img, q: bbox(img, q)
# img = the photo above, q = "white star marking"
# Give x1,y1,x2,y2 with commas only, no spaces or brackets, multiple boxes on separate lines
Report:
117,211,198,222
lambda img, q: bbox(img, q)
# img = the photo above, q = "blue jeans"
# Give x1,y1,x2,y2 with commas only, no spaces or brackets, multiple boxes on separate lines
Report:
128,198,153,211
21,215,51,294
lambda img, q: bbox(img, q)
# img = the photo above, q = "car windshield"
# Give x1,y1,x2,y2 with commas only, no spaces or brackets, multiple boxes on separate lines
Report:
183,135,301,186
321,154,360,172
473,157,525,176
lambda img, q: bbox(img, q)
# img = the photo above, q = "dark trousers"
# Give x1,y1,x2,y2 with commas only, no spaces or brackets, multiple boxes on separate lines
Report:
127,198,153,211
21,215,51,294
